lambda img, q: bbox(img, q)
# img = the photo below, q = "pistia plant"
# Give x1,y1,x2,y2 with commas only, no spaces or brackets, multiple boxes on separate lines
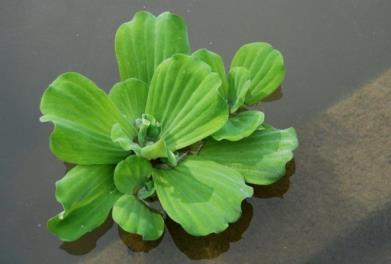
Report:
40,11,298,242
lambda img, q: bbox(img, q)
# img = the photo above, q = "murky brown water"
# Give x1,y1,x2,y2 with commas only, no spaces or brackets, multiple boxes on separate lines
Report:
1,1,390,263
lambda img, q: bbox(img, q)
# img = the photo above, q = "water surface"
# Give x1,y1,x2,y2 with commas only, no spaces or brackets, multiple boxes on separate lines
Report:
1,0,390,263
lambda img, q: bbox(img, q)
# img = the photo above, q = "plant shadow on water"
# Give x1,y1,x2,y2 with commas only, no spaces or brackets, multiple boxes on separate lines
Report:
164,201,253,260
59,113,296,259
252,159,295,199
160,160,295,260
60,217,114,255
133,160,294,260
262,86,283,102
59,158,295,259
118,227,163,252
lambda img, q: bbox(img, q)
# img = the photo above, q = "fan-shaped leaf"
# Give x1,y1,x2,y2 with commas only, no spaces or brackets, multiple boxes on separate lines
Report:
115,11,190,83
153,157,253,236
112,195,164,240
231,42,285,105
40,72,135,164
109,78,148,123
114,155,152,194
228,67,251,113
111,123,135,151
145,54,228,151
192,48,229,98
47,165,121,241
199,125,298,185
212,111,264,141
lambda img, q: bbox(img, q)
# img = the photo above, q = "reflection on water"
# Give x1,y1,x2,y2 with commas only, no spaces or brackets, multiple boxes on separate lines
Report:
119,228,162,252
116,201,254,260
57,160,295,260
2,0,390,261
42,71,391,263
261,87,283,102
253,160,295,198
165,201,253,260
61,217,114,255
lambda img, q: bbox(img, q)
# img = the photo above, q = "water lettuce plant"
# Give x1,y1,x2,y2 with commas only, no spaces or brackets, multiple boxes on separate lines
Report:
40,11,298,242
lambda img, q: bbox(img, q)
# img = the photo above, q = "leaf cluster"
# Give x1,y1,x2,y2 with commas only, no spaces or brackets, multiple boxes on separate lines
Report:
40,11,298,242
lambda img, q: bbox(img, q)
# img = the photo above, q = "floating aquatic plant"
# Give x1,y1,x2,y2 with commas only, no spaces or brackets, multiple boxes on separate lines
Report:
40,11,298,241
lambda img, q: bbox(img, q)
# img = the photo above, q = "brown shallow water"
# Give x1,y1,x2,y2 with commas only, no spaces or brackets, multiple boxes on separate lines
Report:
1,1,390,263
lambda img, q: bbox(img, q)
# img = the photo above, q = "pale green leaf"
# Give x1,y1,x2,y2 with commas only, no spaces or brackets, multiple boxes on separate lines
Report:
112,195,164,240
40,72,135,164
231,42,285,105
114,155,152,194
199,125,298,185
145,54,228,151
212,111,264,141
112,156,163,240
115,11,190,83
228,67,251,113
153,157,253,236
111,123,135,151
192,48,229,98
47,165,121,241
109,78,148,123
139,138,168,160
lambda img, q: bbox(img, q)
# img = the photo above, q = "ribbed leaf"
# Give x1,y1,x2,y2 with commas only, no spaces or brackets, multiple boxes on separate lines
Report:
192,48,229,98
109,78,148,123
114,155,152,194
199,125,298,185
139,138,169,160
40,72,135,164
212,111,264,141
111,123,134,151
231,42,285,105
115,11,190,83
145,54,228,151
112,195,164,240
153,157,253,236
47,165,121,241
112,156,163,240
228,67,251,113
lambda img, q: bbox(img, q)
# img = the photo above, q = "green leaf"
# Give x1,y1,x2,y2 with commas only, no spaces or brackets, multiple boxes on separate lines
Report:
40,72,135,164
112,156,163,240
227,67,251,113
111,123,136,151
231,42,285,105
192,49,229,98
115,11,190,83
145,54,229,151
153,157,253,236
112,194,164,240
114,155,152,194
47,165,121,241
109,78,148,123
139,138,169,160
212,111,264,141
199,125,298,185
